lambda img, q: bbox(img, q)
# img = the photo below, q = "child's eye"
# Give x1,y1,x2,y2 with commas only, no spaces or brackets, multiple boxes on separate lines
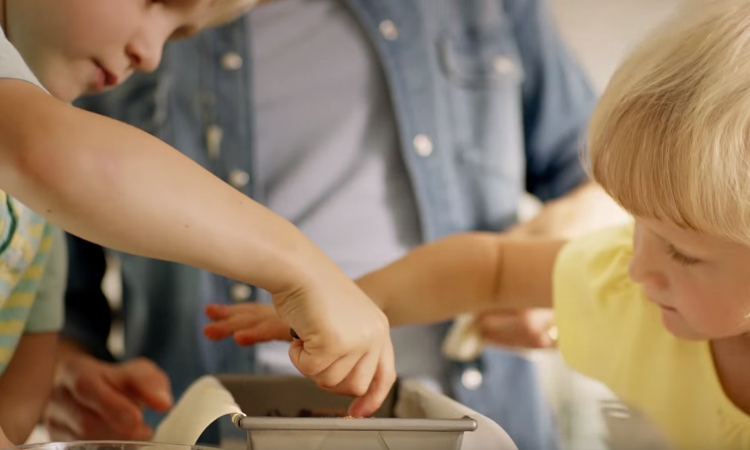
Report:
667,244,702,266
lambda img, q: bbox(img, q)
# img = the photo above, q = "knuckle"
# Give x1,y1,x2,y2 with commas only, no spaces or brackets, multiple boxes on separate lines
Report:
73,375,96,398
314,373,340,390
350,380,369,398
316,377,338,389
373,309,390,329
316,378,337,391
376,316,390,335
295,358,329,378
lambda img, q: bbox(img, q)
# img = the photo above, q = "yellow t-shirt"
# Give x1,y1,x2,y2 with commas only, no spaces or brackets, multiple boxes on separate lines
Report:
554,223,750,450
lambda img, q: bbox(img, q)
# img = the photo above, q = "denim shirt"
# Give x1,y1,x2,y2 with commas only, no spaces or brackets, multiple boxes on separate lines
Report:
65,1,595,449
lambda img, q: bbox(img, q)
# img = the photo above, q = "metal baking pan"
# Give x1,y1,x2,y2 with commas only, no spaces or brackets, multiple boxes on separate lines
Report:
217,375,477,450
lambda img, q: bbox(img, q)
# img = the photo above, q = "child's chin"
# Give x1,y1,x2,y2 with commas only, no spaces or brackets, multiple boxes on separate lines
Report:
46,83,80,103
660,308,704,340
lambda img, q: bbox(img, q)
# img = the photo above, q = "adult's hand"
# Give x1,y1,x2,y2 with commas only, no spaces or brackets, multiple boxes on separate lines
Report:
43,341,173,441
475,309,557,349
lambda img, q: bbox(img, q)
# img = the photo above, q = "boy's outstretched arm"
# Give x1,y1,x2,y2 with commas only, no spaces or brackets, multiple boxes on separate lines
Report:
204,233,566,342
0,80,313,294
358,233,566,327
0,80,394,417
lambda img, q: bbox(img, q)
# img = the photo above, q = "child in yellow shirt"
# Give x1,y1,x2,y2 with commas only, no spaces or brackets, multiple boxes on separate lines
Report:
204,1,750,448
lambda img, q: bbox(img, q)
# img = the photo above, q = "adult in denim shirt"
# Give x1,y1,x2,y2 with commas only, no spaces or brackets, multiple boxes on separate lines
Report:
43,1,619,449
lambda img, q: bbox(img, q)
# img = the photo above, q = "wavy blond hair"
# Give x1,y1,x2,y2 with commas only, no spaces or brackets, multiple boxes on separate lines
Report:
587,0,750,245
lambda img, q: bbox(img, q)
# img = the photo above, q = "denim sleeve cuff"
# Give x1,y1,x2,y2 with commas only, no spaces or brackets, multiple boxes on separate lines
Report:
529,155,588,202
61,312,117,363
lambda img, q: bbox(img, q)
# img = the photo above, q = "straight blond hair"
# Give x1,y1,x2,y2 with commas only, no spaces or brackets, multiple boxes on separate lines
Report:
587,0,750,245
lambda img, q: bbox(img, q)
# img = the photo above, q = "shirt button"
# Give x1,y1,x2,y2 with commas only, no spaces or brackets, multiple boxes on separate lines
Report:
413,134,433,157
230,283,253,303
228,169,250,189
221,51,243,71
205,124,223,160
379,20,399,41
493,56,515,75
461,368,483,391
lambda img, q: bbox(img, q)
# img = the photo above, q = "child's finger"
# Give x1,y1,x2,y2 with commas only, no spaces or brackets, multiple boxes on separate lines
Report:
204,316,261,340
203,323,234,340
204,305,281,340
348,342,396,418
329,347,380,401
289,340,339,380
233,320,291,346
204,304,231,320
311,352,364,392
205,302,264,320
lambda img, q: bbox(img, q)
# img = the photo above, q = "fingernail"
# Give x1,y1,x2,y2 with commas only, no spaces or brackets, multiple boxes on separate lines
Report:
159,390,173,406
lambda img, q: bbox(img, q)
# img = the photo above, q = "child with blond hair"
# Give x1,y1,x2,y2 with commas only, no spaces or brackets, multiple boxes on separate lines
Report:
205,1,750,447
0,0,394,445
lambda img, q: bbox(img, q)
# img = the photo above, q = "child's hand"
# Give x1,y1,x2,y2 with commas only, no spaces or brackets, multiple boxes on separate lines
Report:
204,303,292,345
218,273,395,418
204,300,398,416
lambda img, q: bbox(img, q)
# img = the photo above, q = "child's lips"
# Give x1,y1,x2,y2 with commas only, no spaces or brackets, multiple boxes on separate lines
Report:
646,294,677,311
93,60,119,93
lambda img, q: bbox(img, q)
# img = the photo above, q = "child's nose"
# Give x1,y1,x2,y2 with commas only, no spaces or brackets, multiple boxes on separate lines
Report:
125,39,163,73
628,258,668,291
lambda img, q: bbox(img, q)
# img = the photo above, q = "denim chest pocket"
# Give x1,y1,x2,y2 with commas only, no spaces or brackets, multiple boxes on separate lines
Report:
438,20,525,174
438,19,527,230
438,22,524,89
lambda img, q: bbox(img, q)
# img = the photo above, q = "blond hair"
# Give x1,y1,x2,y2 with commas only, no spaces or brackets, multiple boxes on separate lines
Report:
203,0,259,29
587,0,750,245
